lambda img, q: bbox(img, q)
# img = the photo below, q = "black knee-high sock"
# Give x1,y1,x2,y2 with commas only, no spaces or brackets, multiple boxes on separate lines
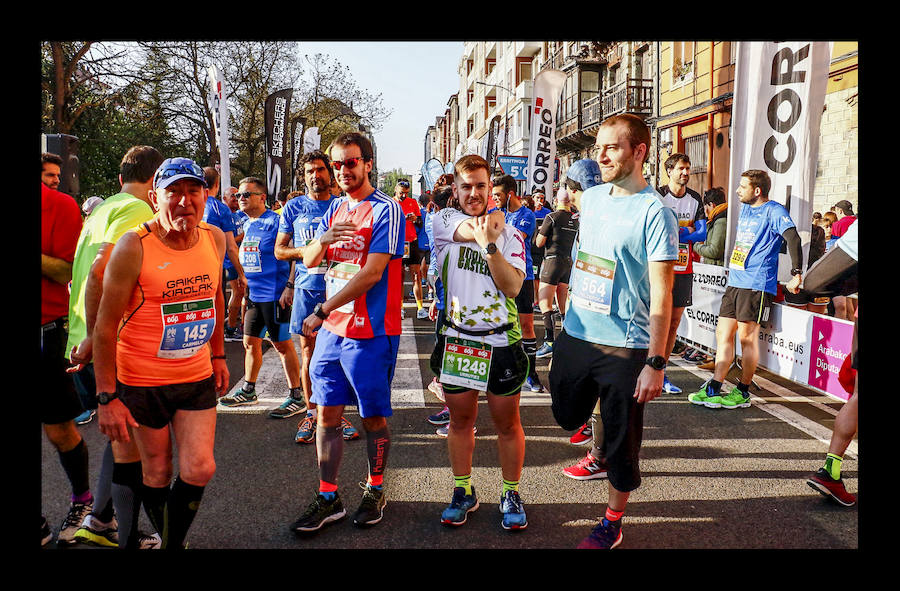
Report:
141,483,170,543
94,442,115,521
112,461,143,549
316,424,344,489
523,338,539,379
543,311,556,343
58,438,91,499
365,425,391,485
166,477,205,550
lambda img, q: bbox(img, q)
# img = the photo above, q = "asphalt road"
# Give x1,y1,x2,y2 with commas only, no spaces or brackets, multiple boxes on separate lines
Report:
41,293,859,550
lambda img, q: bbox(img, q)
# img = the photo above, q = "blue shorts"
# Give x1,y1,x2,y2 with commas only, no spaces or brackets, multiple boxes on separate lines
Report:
223,265,239,282
291,288,326,335
309,328,399,418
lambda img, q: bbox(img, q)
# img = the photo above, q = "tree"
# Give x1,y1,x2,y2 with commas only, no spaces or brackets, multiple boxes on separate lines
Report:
380,168,413,196
293,53,392,155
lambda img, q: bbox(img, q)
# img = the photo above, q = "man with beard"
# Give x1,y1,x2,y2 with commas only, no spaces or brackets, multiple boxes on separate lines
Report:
290,133,403,533
431,155,530,530
549,114,678,549
275,150,359,440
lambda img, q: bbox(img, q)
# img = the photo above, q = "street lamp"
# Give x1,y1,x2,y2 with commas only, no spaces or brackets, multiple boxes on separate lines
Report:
476,80,514,157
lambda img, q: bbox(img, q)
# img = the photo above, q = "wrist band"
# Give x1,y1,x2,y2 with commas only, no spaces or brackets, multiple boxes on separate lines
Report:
212,355,226,360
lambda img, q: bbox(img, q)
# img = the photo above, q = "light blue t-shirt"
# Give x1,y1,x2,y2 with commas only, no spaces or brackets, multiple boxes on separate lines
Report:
425,212,444,311
727,200,796,295
278,194,337,291
563,183,679,349
224,209,248,271
835,219,858,261
503,205,537,280
240,209,291,302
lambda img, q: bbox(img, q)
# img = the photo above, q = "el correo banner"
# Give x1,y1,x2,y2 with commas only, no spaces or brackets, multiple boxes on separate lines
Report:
264,88,293,204
207,65,231,196
678,263,854,402
527,69,566,198
726,41,831,282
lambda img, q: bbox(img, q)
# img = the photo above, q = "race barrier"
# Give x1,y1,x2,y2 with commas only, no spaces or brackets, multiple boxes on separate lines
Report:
676,263,853,402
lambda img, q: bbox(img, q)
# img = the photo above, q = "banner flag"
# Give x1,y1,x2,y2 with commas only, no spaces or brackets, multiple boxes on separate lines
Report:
291,116,306,192
527,69,567,198
726,42,832,281
207,65,231,196
303,126,321,156
486,115,501,170
264,88,293,205
421,158,444,191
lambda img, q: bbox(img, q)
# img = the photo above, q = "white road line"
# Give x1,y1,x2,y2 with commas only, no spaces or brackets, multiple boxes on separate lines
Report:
669,357,857,459
392,313,426,408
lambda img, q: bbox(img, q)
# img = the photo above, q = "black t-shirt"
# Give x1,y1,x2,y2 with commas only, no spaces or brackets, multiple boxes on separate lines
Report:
539,209,580,258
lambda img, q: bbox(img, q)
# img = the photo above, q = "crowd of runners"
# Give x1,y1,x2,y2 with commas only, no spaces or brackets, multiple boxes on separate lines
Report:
41,114,858,550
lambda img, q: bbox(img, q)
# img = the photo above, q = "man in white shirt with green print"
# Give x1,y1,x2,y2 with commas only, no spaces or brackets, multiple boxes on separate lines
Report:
429,154,530,531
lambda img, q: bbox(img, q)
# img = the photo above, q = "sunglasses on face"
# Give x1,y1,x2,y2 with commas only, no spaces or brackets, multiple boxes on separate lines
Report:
331,157,367,170
154,161,204,185
397,180,410,188
236,191,265,199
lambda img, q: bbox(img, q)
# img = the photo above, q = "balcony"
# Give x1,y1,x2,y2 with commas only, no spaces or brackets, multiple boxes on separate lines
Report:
601,78,653,118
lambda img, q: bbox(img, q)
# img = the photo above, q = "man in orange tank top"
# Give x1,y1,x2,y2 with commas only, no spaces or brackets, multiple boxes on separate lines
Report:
92,158,228,549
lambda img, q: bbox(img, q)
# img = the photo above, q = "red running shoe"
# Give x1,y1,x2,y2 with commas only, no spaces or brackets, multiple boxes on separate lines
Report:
563,453,609,480
806,468,856,507
569,422,592,445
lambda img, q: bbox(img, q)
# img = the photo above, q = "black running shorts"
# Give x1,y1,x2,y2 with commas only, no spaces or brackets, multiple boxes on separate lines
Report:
718,286,774,328
40,318,85,425
430,334,529,396
514,278,535,314
117,375,217,429
539,255,573,286
549,330,647,493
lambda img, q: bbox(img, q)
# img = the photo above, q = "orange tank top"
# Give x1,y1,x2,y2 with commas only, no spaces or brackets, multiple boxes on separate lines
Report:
116,221,221,387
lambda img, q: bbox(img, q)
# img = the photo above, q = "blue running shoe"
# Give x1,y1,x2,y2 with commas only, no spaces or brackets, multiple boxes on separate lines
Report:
535,342,553,359
577,518,623,549
341,416,360,441
427,406,451,425
499,490,527,530
440,486,479,526
662,374,682,394
75,409,95,425
295,413,317,444
523,376,544,393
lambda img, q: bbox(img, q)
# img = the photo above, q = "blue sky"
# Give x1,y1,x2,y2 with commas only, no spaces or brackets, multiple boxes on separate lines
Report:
295,41,463,181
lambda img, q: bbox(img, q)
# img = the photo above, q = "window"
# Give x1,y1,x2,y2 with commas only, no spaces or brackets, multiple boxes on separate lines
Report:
672,42,695,84
518,60,532,86
485,58,496,76
683,133,708,192
581,70,600,105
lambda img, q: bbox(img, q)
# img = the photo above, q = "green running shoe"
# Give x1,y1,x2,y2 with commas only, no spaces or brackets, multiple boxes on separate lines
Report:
720,388,751,409
687,385,722,408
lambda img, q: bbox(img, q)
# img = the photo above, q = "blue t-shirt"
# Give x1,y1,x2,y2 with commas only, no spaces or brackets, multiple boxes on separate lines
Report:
224,210,248,271
563,183,679,349
418,207,431,250
278,194,337,291
727,200,796,295
240,209,291,302
534,206,552,225
204,197,237,270
503,205,537,280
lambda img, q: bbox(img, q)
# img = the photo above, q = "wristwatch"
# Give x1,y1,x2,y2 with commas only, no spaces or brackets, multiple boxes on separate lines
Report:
790,268,802,276
645,355,666,371
96,391,119,405
481,242,498,257
313,302,329,320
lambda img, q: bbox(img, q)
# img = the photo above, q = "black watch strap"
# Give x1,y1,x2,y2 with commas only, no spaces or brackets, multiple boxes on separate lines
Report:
96,391,118,405
313,303,329,320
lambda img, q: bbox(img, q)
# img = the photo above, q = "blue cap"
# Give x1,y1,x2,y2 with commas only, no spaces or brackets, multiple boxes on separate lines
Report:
566,159,603,190
153,157,208,190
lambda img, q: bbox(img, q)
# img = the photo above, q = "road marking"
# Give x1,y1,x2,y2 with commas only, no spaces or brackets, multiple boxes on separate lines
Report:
669,357,857,459
392,312,426,408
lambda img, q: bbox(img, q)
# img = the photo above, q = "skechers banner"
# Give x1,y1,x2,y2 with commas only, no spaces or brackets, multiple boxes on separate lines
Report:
727,41,831,281
677,263,854,401
207,65,231,196
265,88,293,204
527,69,566,199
